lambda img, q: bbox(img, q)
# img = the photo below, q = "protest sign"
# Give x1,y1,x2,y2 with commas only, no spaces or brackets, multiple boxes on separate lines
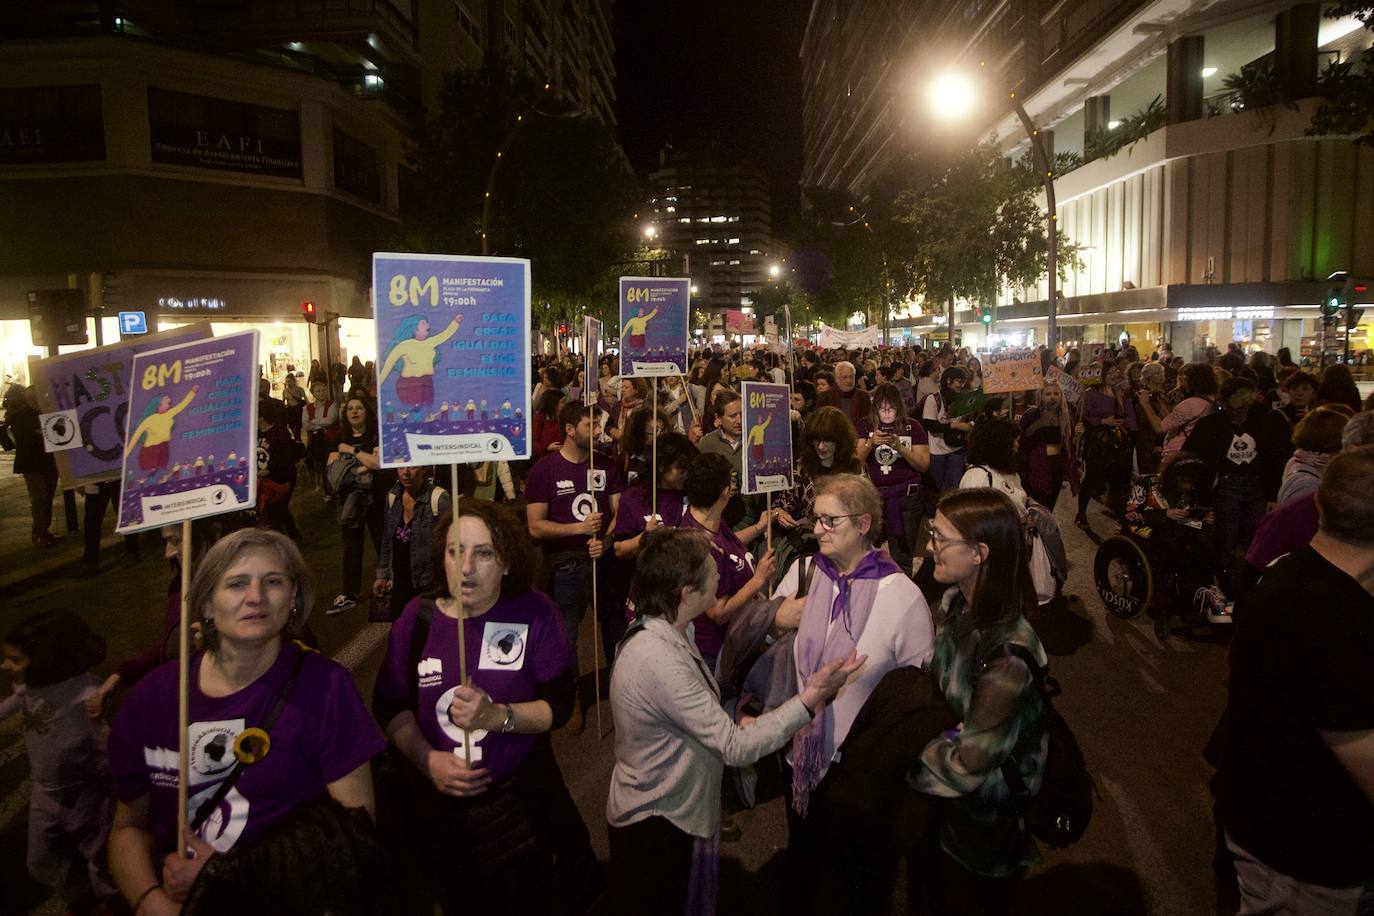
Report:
28,324,212,490
1045,365,1084,405
726,309,755,335
980,348,1042,393
116,330,258,533
372,253,532,467
740,381,794,495
1084,343,1106,364
619,277,689,377
584,316,602,405
817,323,881,349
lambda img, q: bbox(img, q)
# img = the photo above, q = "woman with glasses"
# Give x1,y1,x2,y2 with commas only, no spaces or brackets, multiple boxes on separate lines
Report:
372,500,599,915
608,527,862,916
773,474,935,912
909,488,1049,915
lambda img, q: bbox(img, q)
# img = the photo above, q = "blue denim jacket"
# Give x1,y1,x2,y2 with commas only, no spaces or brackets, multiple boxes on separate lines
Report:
376,482,451,587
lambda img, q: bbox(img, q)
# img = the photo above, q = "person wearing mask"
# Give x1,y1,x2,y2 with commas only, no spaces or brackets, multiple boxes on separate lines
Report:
372,465,451,622
327,396,390,614
372,501,598,915
816,361,872,428
525,402,623,735
856,383,931,573
1018,381,1077,510
1074,364,1135,531
107,530,385,916
607,528,861,916
1183,376,1294,602
920,367,975,494
910,488,1050,915
1276,406,1349,506
1207,447,1374,914
774,474,936,913
676,452,781,670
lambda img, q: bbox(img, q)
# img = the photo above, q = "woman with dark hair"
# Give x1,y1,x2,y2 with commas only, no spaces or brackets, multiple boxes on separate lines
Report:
1159,363,1220,458
910,489,1049,914
531,387,565,455
920,367,974,493
1018,381,1077,510
959,417,1028,509
373,501,598,915
620,405,671,485
607,528,861,916
372,465,452,621
856,382,931,571
328,395,391,614
108,529,386,916
1317,363,1362,413
790,380,818,453
613,431,697,563
813,369,837,399
781,406,864,523
700,359,729,433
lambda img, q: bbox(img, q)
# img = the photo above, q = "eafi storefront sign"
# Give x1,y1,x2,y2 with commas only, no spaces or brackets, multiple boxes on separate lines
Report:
147,87,302,179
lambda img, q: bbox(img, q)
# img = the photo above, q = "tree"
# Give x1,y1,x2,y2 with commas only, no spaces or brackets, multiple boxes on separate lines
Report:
1307,4,1374,145
398,67,643,329
790,186,900,327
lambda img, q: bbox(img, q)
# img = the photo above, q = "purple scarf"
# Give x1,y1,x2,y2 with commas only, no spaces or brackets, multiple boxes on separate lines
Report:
790,548,902,816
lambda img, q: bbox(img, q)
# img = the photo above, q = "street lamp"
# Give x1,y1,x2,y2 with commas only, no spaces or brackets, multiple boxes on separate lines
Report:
643,224,658,241
769,263,782,279
928,69,1060,354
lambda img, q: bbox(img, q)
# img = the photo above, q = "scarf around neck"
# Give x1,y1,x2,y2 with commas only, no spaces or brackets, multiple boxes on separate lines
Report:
790,548,901,816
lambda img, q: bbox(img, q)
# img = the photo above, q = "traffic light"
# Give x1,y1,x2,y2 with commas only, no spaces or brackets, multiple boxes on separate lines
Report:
981,304,994,325
1322,288,1344,319
302,301,317,323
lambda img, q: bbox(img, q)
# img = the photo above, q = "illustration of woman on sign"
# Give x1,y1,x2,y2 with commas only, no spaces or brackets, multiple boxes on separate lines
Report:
622,306,659,351
747,412,772,463
377,314,463,408
125,386,198,472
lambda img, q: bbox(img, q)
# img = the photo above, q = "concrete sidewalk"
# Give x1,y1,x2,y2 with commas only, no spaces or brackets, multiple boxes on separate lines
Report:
0,451,138,600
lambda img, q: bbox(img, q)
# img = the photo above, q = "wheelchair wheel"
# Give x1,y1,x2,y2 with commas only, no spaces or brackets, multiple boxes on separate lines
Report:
1094,534,1153,619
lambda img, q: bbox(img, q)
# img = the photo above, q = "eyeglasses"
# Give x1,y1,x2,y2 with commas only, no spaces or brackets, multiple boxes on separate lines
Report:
929,531,978,552
815,514,860,532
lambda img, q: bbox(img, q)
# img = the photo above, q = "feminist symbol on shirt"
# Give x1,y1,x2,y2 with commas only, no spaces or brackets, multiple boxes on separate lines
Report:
435,686,489,761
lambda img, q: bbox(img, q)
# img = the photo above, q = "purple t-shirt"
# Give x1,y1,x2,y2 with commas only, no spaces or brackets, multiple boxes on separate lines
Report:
679,511,755,658
374,594,571,783
1246,493,1320,571
107,642,385,856
856,418,928,492
613,486,688,538
525,450,624,554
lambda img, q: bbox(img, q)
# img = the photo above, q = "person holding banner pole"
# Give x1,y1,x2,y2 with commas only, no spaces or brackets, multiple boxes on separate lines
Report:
525,403,623,735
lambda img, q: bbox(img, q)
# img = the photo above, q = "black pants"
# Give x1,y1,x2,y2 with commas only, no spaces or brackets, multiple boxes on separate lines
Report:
339,503,383,598
607,816,693,916
783,772,901,916
82,481,141,565
928,851,1023,916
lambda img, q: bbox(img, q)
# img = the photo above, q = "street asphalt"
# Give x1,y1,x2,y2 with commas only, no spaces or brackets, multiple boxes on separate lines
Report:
0,457,1234,915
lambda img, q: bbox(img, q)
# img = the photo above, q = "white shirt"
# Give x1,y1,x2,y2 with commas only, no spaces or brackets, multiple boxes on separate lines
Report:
958,465,1029,514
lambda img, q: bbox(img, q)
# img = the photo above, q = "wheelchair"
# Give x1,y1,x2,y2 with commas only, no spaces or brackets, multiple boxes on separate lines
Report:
1092,458,1226,637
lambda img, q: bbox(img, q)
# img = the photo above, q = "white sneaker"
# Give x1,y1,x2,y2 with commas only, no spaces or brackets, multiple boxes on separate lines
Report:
1194,586,1234,625
327,595,355,615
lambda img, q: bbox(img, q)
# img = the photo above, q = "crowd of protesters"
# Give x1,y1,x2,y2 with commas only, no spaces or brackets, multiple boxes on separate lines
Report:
3,333,1374,916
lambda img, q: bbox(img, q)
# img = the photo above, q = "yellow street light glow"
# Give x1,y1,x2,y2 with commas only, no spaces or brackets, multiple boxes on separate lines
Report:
928,71,977,121
643,224,657,239
769,264,782,278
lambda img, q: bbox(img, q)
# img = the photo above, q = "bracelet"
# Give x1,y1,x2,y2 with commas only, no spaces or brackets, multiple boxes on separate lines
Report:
132,883,161,915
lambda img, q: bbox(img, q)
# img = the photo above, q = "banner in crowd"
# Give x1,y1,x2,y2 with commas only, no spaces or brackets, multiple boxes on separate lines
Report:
1045,365,1084,405
980,348,1042,393
584,316,602,405
740,381,794,495
28,323,212,490
817,323,881,350
372,253,532,466
726,309,755,335
115,330,259,533
1084,343,1106,364
619,276,689,377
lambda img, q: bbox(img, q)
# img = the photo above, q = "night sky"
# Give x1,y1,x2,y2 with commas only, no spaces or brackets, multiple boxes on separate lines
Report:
614,0,809,234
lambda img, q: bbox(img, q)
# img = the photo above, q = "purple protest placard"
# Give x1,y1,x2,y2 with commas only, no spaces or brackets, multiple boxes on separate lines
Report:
373,253,531,467
116,330,259,533
741,381,794,495
619,276,689,378
28,324,212,489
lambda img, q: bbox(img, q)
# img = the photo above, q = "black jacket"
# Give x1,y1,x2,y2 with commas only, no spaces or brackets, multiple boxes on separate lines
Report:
1182,408,1293,500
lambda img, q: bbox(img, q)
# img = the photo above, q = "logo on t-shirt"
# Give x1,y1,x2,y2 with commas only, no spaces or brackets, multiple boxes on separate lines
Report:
188,782,249,852
479,621,528,671
588,469,607,491
572,492,597,521
190,719,244,785
417,657,443,688
555,478,576,496
1227,433,1258,465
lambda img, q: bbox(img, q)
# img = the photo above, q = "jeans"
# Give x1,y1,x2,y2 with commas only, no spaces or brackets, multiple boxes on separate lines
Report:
929,452,966,493
340,502,383,598
1213,474,1268,562
23,471,55,537
547,554,592,678
1227,834,1374,915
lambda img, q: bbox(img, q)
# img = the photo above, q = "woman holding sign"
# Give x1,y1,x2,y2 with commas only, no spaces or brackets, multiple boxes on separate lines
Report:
373,501,598,915
106,530,386,916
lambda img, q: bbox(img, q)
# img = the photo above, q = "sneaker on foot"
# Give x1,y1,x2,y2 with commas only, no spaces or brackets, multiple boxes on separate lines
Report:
1194,586,1234,624
327,594,356,615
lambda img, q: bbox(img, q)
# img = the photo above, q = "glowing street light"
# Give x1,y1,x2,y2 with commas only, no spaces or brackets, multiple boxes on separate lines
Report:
928,71,978,122
643,224,657,240
769,264,782,278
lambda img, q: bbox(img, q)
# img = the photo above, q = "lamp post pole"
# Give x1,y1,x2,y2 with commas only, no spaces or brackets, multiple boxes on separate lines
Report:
1007,94,1058,355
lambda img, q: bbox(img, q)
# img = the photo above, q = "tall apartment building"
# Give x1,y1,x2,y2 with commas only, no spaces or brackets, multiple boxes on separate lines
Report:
801,0,1374,363
645,148,779,319
0,0,615,389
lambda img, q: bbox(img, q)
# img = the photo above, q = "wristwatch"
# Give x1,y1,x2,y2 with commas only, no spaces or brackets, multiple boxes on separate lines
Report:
499,703,516,734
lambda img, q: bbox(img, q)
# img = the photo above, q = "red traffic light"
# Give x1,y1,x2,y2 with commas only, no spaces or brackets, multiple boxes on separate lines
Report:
1356,284,1369,294
302,301,317,323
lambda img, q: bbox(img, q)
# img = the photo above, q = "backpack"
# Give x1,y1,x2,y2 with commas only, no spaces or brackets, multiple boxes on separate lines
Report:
387,485,446,517
989,643,1095,849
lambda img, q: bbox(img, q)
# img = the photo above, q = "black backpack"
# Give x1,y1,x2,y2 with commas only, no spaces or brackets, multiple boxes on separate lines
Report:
991,643,1096,849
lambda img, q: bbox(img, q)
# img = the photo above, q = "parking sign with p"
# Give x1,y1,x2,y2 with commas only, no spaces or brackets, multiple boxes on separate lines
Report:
118,311,147,335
